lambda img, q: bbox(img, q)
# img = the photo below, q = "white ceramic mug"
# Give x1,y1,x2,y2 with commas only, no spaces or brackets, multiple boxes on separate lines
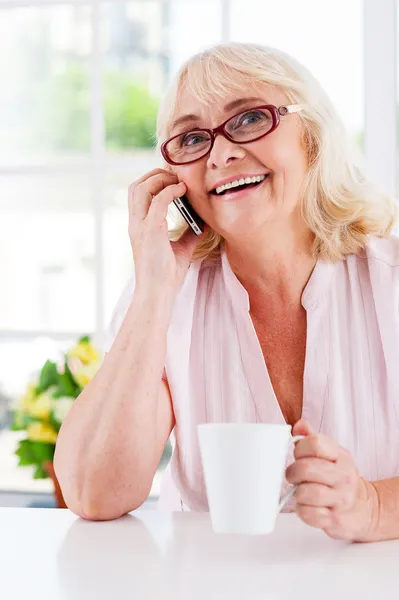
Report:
197,423,305,535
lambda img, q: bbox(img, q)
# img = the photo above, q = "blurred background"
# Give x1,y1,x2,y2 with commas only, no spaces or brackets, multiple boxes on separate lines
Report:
0,0,397,508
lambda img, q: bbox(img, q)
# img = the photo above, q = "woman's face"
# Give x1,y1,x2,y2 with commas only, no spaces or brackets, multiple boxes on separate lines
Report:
168,81,308,239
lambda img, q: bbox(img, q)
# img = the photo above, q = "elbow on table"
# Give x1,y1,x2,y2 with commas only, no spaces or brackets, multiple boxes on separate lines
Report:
63,483,150,522
53,451,152,521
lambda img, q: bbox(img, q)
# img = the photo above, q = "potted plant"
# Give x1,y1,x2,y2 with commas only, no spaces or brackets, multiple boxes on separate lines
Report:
9,336,101,507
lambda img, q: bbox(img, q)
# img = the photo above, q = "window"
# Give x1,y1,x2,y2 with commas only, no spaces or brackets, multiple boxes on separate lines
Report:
230,0,364,143
4,1,396,502
0,0,229,501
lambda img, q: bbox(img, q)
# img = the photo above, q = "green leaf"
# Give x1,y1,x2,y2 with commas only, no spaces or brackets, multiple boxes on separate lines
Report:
64,361,82,395
15,439,54,471
15,439,36,466
36,361,60,395
33,463,49,479
78,335,90,344
10,412,24,431
52,366,80,398
11,412,40,432
31,441,55,462
10,422,22,432
48,412,62,434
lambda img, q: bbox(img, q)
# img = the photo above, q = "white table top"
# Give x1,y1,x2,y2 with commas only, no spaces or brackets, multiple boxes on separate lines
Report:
1,507,398,600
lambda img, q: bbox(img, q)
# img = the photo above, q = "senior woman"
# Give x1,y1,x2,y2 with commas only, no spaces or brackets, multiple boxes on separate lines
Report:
54,43,399,542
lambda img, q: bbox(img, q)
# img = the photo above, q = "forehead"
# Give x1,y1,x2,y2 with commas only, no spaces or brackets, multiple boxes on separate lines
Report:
170,80,289,132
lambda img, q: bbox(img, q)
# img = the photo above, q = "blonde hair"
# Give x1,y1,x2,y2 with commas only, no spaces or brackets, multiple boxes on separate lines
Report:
156,42,397,262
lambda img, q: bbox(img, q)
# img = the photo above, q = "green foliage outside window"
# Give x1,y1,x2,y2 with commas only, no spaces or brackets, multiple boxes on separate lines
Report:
38,61,159,152
105,70,159,150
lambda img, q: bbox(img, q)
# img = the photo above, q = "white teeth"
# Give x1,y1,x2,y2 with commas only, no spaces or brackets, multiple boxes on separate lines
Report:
215,174,267,195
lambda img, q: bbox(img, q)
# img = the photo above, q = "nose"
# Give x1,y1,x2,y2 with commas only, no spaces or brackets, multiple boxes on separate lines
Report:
206,133,246,170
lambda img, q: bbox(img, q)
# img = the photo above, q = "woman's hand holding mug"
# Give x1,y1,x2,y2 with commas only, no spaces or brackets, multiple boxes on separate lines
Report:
286,420,377,541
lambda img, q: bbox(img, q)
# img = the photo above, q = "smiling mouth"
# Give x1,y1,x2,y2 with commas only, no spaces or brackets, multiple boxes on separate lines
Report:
210,174,269,196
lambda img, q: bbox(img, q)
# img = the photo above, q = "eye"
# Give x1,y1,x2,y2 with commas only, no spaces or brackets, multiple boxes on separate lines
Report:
241,111,262,125
181,132,208,147
231,109,270,130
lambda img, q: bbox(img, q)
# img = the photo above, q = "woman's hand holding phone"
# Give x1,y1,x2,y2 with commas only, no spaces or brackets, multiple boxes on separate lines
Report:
128,169,201,298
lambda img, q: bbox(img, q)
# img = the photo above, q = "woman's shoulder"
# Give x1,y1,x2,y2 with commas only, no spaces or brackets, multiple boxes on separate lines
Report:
341,236,399,304
345,235,399,273
356,235,399,269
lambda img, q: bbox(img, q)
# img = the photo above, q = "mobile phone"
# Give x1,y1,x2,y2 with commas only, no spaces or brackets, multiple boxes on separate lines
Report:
173,195,205,236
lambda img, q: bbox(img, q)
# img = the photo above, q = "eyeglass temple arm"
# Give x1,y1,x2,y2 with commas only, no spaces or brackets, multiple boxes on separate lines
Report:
284,103,305,114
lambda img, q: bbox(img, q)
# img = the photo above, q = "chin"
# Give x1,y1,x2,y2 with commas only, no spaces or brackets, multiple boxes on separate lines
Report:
212,217,265,240
211,205,274,235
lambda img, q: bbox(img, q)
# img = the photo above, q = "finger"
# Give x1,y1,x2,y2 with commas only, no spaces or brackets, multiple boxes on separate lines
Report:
147,182,187,222
131,168,176,190
292,419,313,438
141,172,180,197
336,446,358,470
286,457,343,487
294,434,340,462
295,483,341,508
129,172,179,222
296,504,332,529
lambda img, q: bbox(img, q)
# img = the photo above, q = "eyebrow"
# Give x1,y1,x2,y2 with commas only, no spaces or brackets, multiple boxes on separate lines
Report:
169,97,266,133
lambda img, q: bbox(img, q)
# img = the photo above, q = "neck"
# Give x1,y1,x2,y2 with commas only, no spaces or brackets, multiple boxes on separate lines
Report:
224,216,316,305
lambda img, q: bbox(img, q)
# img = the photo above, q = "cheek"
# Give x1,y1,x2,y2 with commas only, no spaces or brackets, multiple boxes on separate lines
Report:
256,125,307,174
178,167,209,206
272,147,308,181
177,165,203,190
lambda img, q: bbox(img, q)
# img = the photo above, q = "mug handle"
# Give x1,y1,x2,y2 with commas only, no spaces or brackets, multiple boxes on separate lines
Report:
278,435,306,512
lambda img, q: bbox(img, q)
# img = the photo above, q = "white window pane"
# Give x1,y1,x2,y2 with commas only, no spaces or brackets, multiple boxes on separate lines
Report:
102,1,165,154
104,151,159,323
0,336,75,399
0,5,92,167
168,0,224,73
0,175,96,332
104,152,189,326
230,0,364,141
102,0,224,155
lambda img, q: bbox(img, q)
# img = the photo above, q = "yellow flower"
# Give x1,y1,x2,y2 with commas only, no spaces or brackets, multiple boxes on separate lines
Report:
18,383,37,414
26,422,58,444
17,385,56,420
53,397,75,424
68,340,99,365
29,388,56,420
71,362,99,388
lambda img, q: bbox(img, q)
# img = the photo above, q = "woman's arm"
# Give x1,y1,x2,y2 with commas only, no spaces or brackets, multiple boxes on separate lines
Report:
362,478,399,542
54,292,176,521
54,169,200,521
